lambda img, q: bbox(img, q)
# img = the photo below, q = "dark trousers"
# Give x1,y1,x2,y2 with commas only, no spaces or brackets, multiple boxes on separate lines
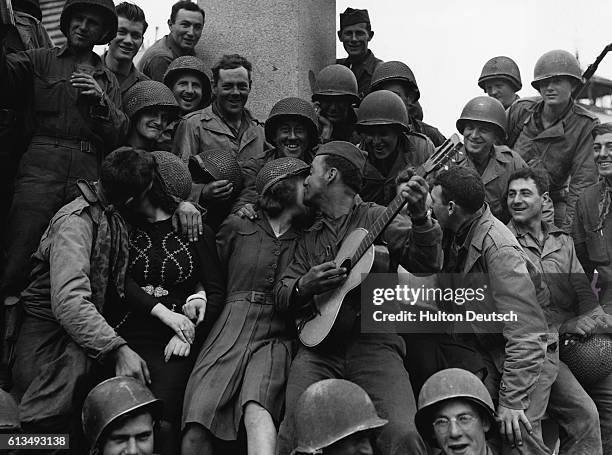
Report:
276,333,427,455
548,360,612,454
1,138,98,297
12,314,98,455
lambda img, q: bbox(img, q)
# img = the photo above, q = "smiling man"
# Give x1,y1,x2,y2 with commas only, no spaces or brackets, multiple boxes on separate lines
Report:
173,53,265,210
416,368,496,455
103,2,150,97
336,7,382,99
507,49,599,232
138,0,205,82
0,0,127,319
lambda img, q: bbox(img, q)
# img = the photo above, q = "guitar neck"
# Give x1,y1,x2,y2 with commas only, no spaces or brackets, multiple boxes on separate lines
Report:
349,134,461,266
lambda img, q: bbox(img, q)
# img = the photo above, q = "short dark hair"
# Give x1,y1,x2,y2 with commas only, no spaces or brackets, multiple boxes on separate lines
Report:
507,167,550,197
101,147,155,204
433,167,484,214
323,155,363,194
592,122,612,139
116,2,148,34
170,1,205,23
257,175,301,217
212,54,253,86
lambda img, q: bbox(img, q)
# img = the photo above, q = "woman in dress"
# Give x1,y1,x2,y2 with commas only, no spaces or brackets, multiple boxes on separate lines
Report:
181,157,312,455
110,151,225,455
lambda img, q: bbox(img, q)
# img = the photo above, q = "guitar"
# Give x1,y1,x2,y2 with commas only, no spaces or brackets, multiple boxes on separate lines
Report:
296,133,463,347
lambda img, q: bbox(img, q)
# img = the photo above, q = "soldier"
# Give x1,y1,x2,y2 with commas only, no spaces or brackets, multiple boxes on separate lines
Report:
415,368,496,455
478,56,522,109
235,97,320,218
336,7,381,99
370,61,446,147
292,379,388,455
138,0,205,82
82,376,162,455
573,123,612,312
123,80,180,151
0,0,128,326
507,49,598,231
507,167,612,454
429,166,554,455
11,148,152,446
163,55,211,115
452,96,552,224
275,141,443,455
312,64,360,144
173,53,265,207
357,90,434,206
103,2,150,97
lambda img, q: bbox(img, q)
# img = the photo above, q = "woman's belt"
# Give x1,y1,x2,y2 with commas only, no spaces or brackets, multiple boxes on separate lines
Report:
226,291,274,305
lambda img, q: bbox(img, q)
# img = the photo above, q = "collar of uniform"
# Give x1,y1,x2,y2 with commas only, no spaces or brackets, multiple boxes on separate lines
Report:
255,211,299,240
306,194,364,232
199,104,253,134
458,204,490,253
345,50,378,74
509,219,564,256
165,33,195,59
102,50,140,79
531,98,574,138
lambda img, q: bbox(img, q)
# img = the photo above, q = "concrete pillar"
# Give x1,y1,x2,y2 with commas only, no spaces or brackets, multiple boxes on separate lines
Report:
197,0,336,121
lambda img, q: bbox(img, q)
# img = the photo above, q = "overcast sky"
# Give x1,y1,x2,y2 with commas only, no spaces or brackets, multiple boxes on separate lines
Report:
119,0,612,135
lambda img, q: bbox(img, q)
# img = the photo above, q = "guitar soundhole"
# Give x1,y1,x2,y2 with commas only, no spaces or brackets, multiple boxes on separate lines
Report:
339,258,352,271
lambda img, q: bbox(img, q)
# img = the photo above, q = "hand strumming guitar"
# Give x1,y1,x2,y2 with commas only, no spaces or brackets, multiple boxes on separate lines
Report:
296,261,347,300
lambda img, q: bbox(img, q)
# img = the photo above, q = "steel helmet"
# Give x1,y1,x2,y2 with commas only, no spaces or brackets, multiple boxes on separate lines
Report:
0,389,20,431
456,96,507,139
188,148,243,198
255,157,310,196
560,334,612,385
356,90,410,132
265,97,319,145
478,56,522,91
415,368,495,446
151,151,192,202
293,379,387,454
312,64,360,105
13,0,43,21
123,80,180,119
370,61,420,101
163,56,212,105
531,49,583,90
60,0,118,45
82,376,162,451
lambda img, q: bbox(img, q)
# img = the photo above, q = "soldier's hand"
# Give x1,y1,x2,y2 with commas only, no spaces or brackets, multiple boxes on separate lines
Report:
236,203,258,220
172,201,203,242
562,315,599,336
70,72,104,101
398,175,429,218
113,345,151,385
313,102,333,142
164,335,191,362
298,261,347,298
200,180,233,201
497,405,532,448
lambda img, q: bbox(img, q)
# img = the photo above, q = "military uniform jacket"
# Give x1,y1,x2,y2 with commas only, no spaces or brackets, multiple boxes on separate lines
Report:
507,98,599,230
443,205,549,410
337,49,382,99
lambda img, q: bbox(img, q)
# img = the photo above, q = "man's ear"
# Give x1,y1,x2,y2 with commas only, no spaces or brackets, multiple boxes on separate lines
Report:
448,200,456,215
337,30,342,41
482,417,491,433
167,19,173,30
327,167,338,184
368,30,374,41
542,191,551,203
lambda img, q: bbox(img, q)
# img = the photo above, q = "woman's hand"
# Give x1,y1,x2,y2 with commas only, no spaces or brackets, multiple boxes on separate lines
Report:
151,304,195,343
183,291,207,326
164,335,191,362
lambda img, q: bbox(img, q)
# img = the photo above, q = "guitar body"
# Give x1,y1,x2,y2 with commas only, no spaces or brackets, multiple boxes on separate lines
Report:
298,228,388,347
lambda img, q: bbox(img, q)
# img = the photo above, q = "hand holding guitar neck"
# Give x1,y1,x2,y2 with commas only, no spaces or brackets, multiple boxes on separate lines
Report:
398,175,429,219
298,261,348,298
